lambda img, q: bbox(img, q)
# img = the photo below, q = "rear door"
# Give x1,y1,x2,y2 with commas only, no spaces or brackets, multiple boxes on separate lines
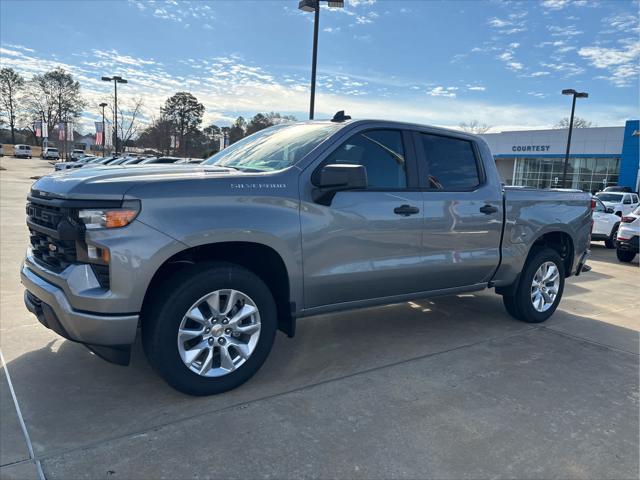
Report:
300,128,425,308
413,131,503,290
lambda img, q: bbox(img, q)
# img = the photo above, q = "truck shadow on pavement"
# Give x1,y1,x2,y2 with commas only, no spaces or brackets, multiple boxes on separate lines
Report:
4,291,639,465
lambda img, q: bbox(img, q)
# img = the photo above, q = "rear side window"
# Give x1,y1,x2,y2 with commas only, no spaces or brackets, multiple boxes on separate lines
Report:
633,194,639,203
324,129,406,188
418,134,480,190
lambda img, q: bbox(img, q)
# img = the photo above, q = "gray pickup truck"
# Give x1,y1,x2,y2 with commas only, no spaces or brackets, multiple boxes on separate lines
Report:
22,116,592,395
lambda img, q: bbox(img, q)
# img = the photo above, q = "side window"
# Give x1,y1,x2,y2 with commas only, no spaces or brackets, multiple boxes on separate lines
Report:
623,195,631,204
632,194,639,203
324,129,406,188
419,134,480,190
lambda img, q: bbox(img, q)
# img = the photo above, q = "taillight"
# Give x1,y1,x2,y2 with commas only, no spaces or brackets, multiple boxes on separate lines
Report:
621,216,635,223
590,198,596,210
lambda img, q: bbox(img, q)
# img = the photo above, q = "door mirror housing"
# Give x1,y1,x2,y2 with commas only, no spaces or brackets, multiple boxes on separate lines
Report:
312,163,367,205
606,207,614,214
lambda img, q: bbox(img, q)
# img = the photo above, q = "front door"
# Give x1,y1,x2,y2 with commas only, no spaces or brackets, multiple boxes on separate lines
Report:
300,128,424,308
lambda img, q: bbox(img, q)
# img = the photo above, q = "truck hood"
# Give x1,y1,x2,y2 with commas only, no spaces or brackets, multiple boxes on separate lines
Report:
31,164,241,201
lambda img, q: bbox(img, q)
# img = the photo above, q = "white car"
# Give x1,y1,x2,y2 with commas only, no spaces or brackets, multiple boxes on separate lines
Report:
41,147,59,160
14,144,32,158
591,197,621,248
595,191,639,217
70,149,86,160
615,206,640,263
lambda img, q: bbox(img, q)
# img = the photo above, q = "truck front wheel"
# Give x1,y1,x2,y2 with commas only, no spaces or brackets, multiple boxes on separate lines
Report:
501,248,565,323
142,262,277,395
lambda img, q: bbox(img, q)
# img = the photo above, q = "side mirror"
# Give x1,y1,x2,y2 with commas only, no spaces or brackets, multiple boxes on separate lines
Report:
606,207,614,214
312,163,367,205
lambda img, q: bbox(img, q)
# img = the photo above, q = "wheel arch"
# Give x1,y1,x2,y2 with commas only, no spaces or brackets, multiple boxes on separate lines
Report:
141,241,296,337
528,229,575,278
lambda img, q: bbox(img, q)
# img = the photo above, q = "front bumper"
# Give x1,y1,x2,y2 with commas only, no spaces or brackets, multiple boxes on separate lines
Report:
21,264,138,364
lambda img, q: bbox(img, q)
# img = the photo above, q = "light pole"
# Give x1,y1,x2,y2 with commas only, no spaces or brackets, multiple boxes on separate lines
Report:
101,76,127,155
560,89,588,188
298,0,344,119
99,102,108,157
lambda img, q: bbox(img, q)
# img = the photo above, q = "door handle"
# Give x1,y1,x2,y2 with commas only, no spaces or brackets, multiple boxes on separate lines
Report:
479,204,498,215
394,204,420,216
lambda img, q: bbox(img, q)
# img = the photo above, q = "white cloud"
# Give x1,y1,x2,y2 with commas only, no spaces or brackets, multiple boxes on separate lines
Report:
578,41,640,87
426,86,458,98
487,11,527,35
507,62,523,71
529,71,551,77
1,42,634,133
548,25,583,37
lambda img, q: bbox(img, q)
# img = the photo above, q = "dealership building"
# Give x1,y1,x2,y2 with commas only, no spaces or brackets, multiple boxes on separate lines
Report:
479,120,639,193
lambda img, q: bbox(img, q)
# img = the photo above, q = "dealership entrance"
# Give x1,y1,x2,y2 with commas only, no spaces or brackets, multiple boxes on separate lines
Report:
513,156,620,192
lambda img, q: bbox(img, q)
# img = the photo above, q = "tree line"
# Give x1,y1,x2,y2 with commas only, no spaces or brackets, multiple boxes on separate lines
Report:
0,67,296,158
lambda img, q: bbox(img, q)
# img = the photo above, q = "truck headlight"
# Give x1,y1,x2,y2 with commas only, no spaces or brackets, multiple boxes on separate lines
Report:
78,201,140,230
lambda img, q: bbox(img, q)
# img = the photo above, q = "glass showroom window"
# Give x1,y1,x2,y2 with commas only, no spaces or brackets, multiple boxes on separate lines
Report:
513,157,620,192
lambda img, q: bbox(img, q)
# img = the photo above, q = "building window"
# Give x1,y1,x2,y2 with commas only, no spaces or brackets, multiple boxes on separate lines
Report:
512,157,620,192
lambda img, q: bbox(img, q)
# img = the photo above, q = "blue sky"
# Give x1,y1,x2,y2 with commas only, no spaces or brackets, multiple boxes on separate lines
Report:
1,0,638,133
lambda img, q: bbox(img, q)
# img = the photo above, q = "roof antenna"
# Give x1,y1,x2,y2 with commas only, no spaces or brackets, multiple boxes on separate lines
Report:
331,110,351,122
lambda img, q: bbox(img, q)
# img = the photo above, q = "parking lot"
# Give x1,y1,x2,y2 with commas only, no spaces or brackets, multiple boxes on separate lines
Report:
1,157,638,479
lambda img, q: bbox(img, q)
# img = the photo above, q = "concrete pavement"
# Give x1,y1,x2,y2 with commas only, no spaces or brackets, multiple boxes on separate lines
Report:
1,157,638,479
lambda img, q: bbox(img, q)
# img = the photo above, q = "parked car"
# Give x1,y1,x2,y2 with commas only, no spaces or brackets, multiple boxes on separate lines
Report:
0,144,3,157
41,147,60,160
14,144,32,158
139,156,182,165
54,156,98,171
603,186,634,193
21,117,592,395
70,149,86,161
595,192,640,217
615,206,639,263
121,157,150,165
591,197,621,248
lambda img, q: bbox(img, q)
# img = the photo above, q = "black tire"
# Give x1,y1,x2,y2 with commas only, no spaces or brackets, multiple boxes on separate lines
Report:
604,224,619,249
501,248,565,323
142,261,277,395
616,249,636,263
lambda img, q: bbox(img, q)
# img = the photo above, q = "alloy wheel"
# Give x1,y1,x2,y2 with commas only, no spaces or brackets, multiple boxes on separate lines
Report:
177,289,261,377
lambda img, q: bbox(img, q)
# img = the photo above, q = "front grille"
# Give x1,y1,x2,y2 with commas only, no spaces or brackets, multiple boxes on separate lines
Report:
29,229,78,272
26,202,64,230
27,200,79,272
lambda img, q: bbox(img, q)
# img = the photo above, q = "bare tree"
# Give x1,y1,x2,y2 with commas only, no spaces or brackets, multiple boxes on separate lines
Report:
554,117,593,129
108,96,144,150
0,68,25,144
459,120,492,134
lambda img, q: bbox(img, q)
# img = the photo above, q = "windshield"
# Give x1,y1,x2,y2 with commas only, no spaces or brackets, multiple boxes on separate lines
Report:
596,193,624,202
202,123,341,172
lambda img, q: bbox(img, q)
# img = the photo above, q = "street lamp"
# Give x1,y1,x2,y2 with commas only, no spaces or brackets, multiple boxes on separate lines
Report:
298,0,345,119
99,102,108,157
101,76,128,155
560,88,588,188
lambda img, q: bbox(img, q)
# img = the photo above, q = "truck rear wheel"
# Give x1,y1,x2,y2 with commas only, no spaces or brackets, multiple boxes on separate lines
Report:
501,248,565,323
142,262,277,395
